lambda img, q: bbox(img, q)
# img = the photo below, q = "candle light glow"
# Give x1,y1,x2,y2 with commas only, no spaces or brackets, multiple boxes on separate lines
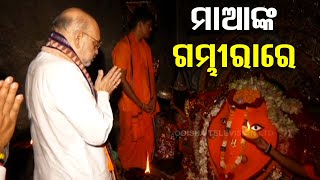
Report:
145,153,150,174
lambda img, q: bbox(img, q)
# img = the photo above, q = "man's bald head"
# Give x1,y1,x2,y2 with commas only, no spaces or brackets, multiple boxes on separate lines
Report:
52,8,98,36
51,8,101,66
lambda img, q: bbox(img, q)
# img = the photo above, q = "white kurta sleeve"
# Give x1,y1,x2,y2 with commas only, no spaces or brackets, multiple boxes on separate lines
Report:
0,166,6,180
46,64,114,146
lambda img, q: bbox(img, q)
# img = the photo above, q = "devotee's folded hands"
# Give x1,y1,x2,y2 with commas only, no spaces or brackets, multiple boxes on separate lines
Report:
95,66,121,94
146,96,157,113
139,97,157,113
141,103,153,113
0,76,24,153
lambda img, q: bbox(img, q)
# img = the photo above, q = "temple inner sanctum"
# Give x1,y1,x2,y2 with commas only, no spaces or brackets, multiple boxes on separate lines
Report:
1,0,320,179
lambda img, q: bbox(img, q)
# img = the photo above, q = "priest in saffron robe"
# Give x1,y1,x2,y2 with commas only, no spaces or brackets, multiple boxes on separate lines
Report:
112,7,159,170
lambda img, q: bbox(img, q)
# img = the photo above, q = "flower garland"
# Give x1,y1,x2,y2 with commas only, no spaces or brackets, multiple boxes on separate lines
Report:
229,77,302,138
268,167,283,179
192,98,226,180
192,113,201,179
219,105,247,173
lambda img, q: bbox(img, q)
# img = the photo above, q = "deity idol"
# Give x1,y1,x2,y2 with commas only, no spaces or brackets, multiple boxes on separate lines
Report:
187,78,302,179
208,88,278,179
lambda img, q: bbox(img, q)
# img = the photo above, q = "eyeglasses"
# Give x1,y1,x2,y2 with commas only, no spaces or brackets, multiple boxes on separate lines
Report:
82,32,102,50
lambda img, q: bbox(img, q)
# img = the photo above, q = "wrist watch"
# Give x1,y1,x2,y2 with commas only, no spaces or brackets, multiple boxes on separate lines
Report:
0,152,5,165
0,146,9,165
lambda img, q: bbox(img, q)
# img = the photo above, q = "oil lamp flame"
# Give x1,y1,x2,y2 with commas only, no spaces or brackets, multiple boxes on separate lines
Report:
30,139,33,145
145,153,150,174
246,121,250,130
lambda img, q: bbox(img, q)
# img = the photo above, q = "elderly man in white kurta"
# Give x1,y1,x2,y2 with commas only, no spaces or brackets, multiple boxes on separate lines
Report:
25,8,121,180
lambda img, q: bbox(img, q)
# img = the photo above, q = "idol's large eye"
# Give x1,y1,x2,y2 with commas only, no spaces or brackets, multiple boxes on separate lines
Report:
251,124,263,132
